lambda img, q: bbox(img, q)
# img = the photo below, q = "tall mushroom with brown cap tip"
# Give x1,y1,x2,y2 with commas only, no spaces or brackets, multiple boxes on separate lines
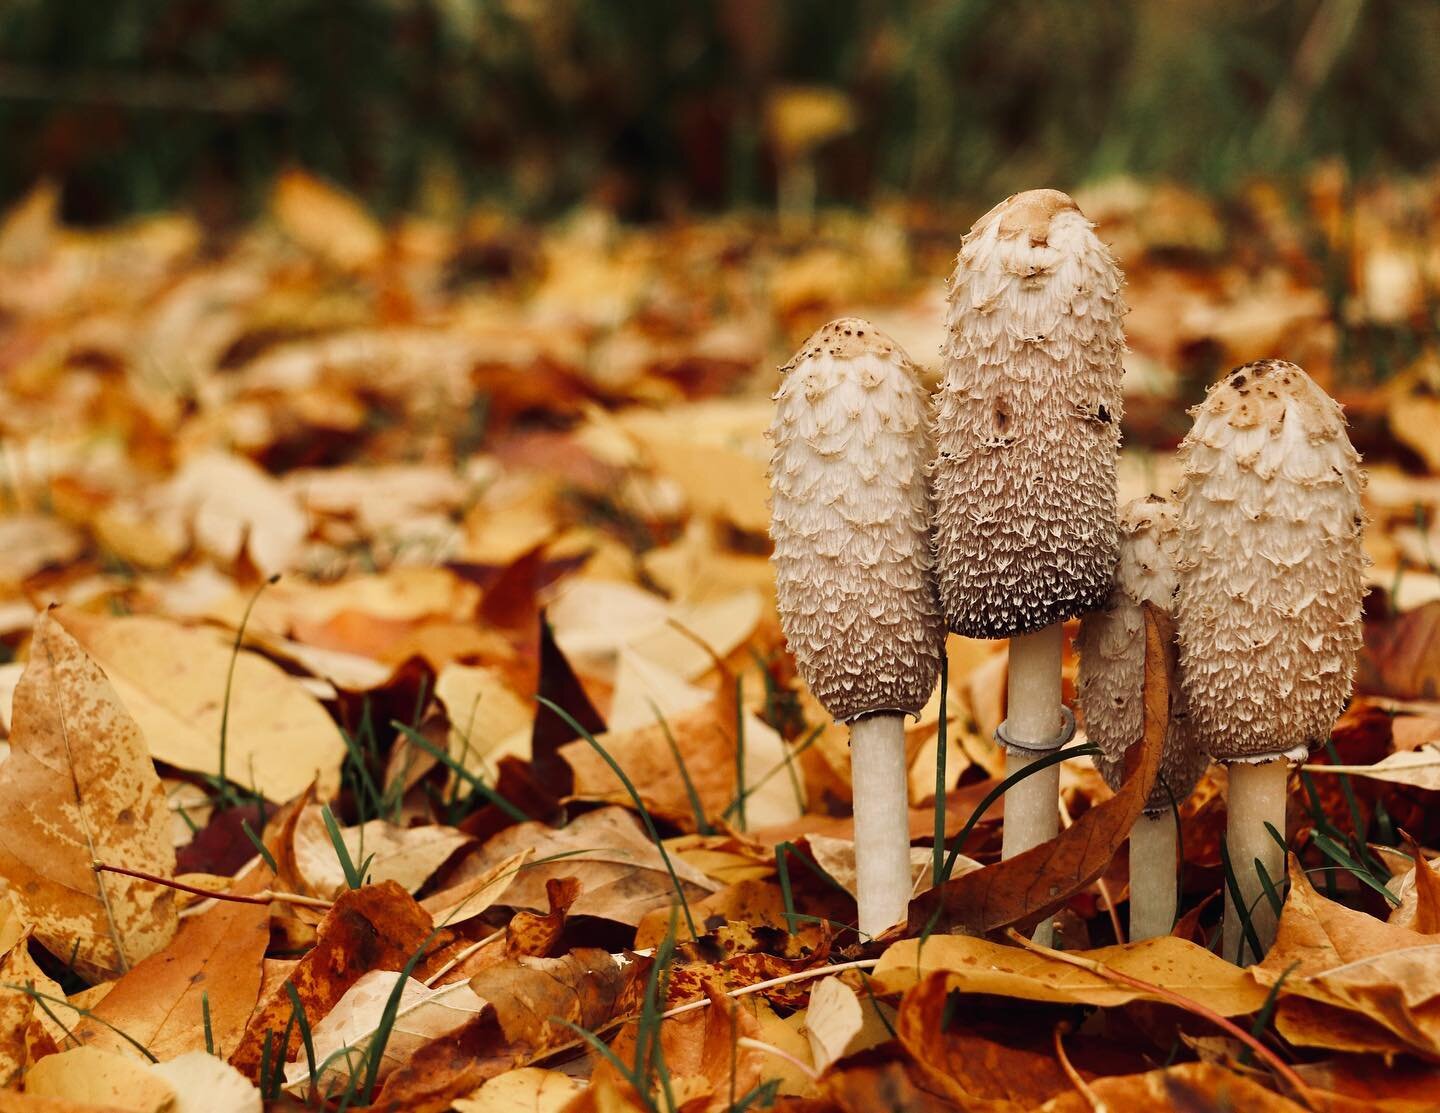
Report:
930,189,1126,930
769,317,944,936
1078,495,1208,941
1174,359,1366,963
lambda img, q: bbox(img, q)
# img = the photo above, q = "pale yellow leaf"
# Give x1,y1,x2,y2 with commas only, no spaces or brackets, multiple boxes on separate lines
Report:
149,1052,260,1113
0,613,177,980
52,607,345,803
26,1046,176,1111
453,1067,586,1113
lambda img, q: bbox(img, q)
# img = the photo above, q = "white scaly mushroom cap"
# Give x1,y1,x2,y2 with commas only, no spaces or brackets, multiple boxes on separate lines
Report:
1174,359,1367,764
1078,495,1208,812
931,189,1126,639
768,317,944,722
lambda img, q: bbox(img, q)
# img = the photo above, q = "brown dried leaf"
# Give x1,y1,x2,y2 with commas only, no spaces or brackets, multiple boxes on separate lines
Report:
506,877,581,958
0,933,63,1087
453,806,718,927
228,881,435,1080
1360,601,1440,701
73,869,270,1060
1036,1061,1310,1112
0,611,176,981
468,948,649,1053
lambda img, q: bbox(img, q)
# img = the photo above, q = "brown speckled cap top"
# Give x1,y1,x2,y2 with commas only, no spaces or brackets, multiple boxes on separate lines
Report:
930,189,1127,639
768,318,944,722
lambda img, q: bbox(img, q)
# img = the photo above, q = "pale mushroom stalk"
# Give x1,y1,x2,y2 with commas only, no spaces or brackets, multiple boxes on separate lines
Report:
1078,496,1208,942
999,625,1065,861
1175,360,1366,964
768,318,944,939
931,189,1126,944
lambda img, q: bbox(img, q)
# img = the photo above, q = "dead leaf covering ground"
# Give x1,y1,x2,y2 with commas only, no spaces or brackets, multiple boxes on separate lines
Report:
1,169,1440,1108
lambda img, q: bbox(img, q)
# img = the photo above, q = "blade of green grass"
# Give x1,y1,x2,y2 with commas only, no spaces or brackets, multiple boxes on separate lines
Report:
1219,837,1265,965
392,721,530,823
217,573,280,809
932,655,949,888
647,698,712,836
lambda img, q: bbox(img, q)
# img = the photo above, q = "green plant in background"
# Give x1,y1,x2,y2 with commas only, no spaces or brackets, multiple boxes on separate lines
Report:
3,0,1439,222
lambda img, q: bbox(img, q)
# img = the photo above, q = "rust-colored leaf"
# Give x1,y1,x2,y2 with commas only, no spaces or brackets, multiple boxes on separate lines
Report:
228,881,436,1079
505,876,581,958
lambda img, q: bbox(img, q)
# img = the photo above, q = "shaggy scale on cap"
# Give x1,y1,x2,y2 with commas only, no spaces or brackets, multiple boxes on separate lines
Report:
931,189,1127,639
768,317,944,722
1174,359,1367,764
1078,496,1208,813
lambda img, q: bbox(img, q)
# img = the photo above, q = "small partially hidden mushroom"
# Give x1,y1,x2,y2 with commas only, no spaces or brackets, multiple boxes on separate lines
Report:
1078,495,1208,941
1175,359,1367,963
768,317,943,937
930,189,1126,941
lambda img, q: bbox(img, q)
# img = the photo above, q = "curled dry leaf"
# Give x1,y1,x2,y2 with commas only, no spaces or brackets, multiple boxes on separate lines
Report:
1036,1061,1311,1112
451,1067,585,1113
0,930,64,1086
73,866,270,1061
802,975,892,1073
53,607,346,803
0,611,176,981
468,948,649,1054
1304,745,1440,791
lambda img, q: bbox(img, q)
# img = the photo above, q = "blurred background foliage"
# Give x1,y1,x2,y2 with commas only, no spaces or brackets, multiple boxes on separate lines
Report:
1,0,1437,223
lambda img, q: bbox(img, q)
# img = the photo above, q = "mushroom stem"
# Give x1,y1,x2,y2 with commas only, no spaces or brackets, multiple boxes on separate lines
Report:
1223,759,1289,963
1128,810,1178,942
849,711,913,937
1001,623,1065,944
1001,623,1065,855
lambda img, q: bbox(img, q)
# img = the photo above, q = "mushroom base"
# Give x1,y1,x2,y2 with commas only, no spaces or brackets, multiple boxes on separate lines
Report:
849,712,914,937
1129,810,1178,942
1223,759,1290,965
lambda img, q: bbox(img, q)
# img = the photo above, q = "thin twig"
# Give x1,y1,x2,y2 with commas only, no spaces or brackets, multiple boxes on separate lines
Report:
530,957,881,1065
1054,1021,1106,1112
422,927,506,987
92,862,332,910
1005,930,1315,1109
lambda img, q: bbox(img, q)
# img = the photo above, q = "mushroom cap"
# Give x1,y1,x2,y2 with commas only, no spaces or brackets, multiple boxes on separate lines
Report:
768,317,944,722
1174,359,1367,763
1078,496,1208,812
930,189,1126,639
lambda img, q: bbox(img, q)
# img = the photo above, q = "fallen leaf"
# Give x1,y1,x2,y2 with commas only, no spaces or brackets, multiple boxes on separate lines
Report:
1303,745,1440,790
290,807,471,899
270,170,384,271
24,1046,175,1112
469,948,648,1053
1361,601,1440,701
74,869,269,1060
228,881,435,1080
283,969,485,1092
434,663,535,793
53,607,345,803
452,806,718,927
1036,1061,1309,1112
0,611,176,980
421,848,533,928
0,932,64,1085
148,1052,260,1113
451,1067,585,1113
802,975,891,1072
876,934,1266,1016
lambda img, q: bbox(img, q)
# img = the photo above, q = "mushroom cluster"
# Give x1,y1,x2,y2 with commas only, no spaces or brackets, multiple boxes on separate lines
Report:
768,199,1366,965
